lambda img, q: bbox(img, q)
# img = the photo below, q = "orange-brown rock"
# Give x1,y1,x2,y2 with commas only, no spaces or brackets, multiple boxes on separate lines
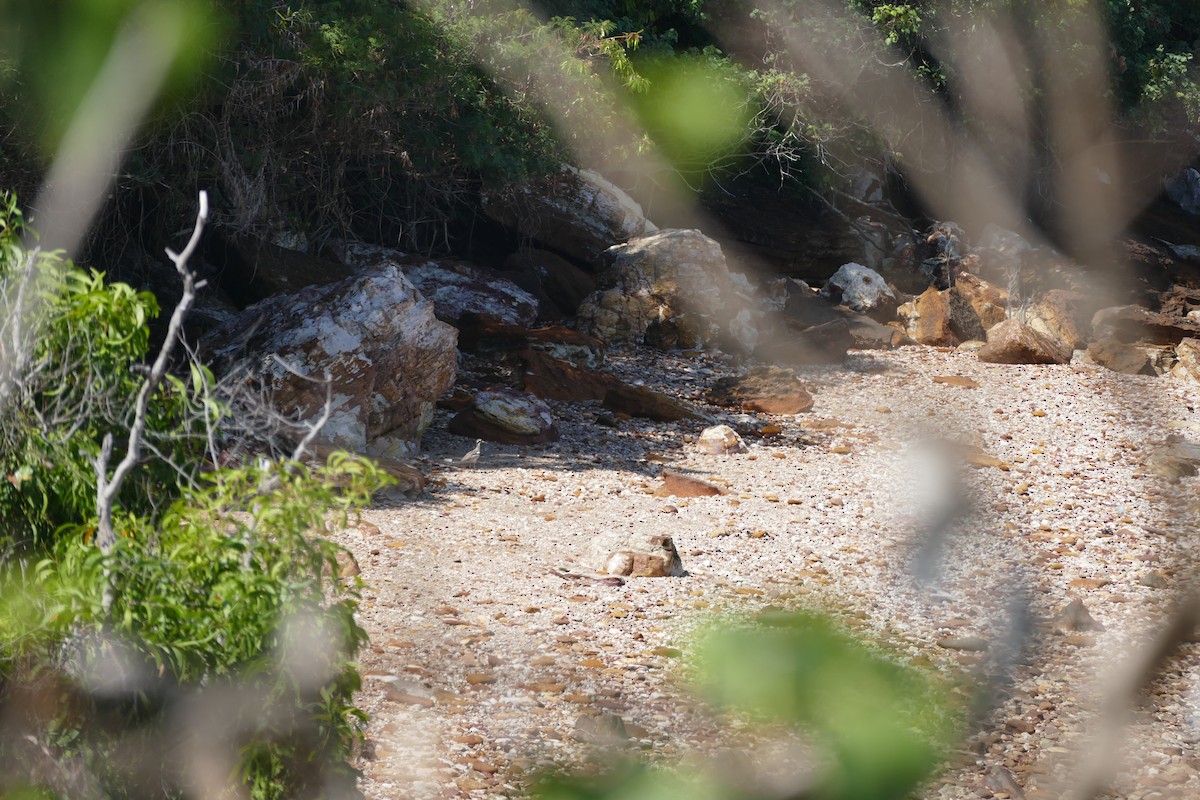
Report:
1027,290,1091,350
948,273,1007,342
977,318,1071,364
1087,339,1154,375
516,350,620,403
898,287,957,346
706,366,814,414
603,384,700,422
654,469,724,498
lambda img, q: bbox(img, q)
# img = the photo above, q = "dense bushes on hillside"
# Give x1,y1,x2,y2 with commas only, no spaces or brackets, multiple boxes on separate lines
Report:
3,0,1196,268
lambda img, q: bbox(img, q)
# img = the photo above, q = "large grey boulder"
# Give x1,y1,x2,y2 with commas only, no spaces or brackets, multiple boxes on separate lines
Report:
203,265,458,458
577,228,756,352
482,166,656,263
821,262,897,321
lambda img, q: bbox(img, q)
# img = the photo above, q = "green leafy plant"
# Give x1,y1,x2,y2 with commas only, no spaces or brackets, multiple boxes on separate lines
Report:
0,192,205,550
538,610,960,800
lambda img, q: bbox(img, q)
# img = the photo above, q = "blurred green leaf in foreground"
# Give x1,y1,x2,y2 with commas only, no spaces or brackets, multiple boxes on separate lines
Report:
539,611,960,800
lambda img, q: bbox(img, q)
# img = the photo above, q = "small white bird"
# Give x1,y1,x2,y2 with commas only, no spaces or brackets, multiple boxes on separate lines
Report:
459,438,483,465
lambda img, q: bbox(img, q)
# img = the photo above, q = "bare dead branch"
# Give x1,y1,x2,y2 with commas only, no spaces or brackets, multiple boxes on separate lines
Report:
93,191,209,552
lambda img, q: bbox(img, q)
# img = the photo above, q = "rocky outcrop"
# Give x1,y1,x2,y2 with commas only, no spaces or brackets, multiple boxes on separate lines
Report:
577,228,755,352
482,167,656,263
448,388,559,445
202,265,457,458
977,318,1072,365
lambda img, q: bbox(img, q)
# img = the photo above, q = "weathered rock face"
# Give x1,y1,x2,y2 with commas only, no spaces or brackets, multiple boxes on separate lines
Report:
977,318,1072,365
202,265,458,457
577,228,754,352
1026,290,1093,350
482,167,656,263
1092,304,1200,345
821,263,897,321
448,388,559,444
948,273,1007,342
706,366,814,415
898,287,957,346
1170,338,1200,382
1087,339,1155,375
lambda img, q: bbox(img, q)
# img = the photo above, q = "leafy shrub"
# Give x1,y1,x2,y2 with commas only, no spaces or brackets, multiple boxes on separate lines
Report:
0,193,205,550
0,197,390,799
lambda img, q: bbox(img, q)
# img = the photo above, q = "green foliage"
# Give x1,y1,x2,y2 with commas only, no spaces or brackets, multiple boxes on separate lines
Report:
0,197,391,798
0,193,204,549
0,0,216,154
539,611,958,800
625,49,755,181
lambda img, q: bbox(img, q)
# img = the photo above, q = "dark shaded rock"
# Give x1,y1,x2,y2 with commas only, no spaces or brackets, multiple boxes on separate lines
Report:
202,265,457,458
448,388,559,444
225,236,357,306
503,247,597,317
1087,339,1155,375
458,319,605,369
758,318,854,365
516,350,620,403
602,384,700,422
482,167,655,263
977,318,1071,364
1091,304,1200,345
707,366,814,415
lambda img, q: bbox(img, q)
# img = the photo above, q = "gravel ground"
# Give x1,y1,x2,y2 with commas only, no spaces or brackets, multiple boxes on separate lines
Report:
335,344,1200,800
